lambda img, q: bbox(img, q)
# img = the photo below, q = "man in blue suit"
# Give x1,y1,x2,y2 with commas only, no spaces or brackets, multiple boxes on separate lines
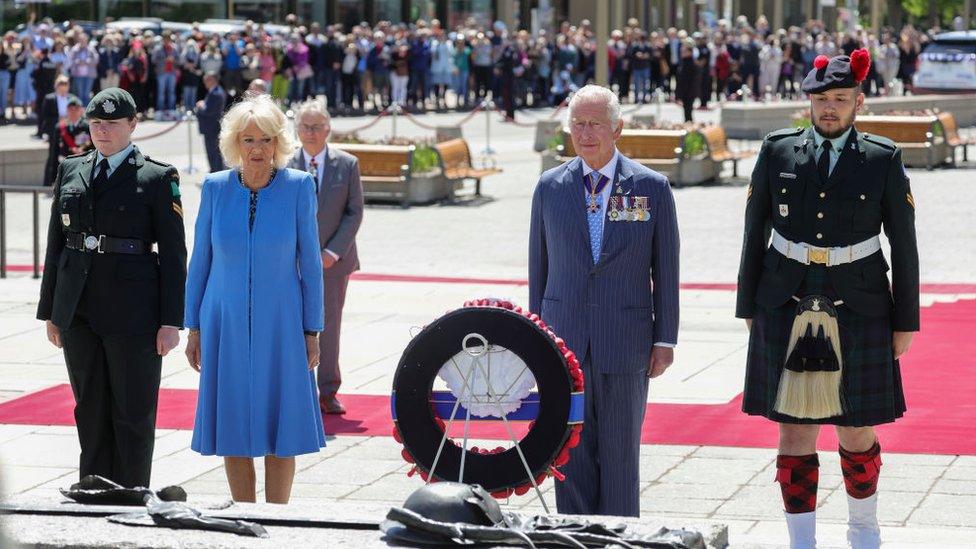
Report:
195,72,226,173
529,85,680,517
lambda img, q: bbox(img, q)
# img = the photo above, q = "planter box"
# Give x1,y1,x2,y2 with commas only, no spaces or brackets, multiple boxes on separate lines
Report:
720,94,976,139
534,120,562,152
435,125,463,142
0,146,48,186
539,149,566,172
362,169,452,207
675,156,719,186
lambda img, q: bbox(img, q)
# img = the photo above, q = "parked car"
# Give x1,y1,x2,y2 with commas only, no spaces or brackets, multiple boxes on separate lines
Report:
913,31,976,94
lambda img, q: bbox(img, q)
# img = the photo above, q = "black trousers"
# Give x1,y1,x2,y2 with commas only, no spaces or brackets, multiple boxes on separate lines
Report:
61,309,161,488
203,131,224,173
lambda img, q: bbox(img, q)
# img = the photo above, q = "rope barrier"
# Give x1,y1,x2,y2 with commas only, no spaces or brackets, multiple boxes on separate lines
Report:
331,107,391,136
494,107,539,128
400,109,442,131
454,102,486,126
131,119,184,142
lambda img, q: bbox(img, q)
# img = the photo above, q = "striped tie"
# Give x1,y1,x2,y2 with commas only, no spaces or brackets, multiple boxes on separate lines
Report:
586,172,607,264
308,157,319,193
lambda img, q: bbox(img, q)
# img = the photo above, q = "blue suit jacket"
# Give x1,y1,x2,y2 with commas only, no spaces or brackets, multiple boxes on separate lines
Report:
529,154,680,374
196,86,226,136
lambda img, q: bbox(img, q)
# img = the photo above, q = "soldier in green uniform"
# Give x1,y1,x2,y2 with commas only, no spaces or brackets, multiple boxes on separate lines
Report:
36,88,187,488
736,50,918,549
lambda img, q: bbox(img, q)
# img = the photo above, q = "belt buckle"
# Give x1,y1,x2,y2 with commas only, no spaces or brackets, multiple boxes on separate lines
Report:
83,235,98,252
808,247,829,265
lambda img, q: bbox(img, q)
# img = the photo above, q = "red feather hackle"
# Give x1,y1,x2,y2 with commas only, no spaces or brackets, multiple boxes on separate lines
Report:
850,48,871,82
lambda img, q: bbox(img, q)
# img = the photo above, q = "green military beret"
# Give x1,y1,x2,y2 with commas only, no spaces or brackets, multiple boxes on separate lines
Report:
86,88,137,120
66,95,83,108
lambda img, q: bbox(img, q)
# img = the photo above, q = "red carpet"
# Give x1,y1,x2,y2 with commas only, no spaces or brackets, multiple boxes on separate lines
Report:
5,264,976,295
2,299,974,455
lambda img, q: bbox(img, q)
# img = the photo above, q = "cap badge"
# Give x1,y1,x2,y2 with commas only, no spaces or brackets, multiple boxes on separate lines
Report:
102,100,115,114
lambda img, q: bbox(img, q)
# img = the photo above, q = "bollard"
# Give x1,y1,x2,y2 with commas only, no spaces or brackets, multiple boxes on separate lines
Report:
655,87,664,122
184,109,198,174
391,104,400,138
481,100,496,168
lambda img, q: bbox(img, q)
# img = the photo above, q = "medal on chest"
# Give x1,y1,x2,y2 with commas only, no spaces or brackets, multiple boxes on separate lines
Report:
584,172,610,214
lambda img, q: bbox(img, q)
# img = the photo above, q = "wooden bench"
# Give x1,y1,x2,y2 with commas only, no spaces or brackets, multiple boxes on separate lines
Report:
936,111,974,163
434,138,502,197
556,128,716,185
331,143,414,208
700,125,756,178
853,115,946,170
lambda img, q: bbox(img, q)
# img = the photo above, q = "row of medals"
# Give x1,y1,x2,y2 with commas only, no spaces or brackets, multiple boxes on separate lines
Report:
592,195,651,222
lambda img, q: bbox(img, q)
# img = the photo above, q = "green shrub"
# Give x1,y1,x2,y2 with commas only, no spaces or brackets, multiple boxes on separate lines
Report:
412,145,441,173
547,131,565,152
683,131,706,157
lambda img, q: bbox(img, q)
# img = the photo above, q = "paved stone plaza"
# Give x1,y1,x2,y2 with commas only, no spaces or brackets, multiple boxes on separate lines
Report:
0,104,974,547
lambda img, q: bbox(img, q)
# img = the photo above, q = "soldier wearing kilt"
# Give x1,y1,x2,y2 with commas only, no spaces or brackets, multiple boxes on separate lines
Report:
736,50,918,549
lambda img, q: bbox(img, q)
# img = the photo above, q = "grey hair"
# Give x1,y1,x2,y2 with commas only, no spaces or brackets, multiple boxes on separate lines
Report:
293,98,331,123
568,85,621,126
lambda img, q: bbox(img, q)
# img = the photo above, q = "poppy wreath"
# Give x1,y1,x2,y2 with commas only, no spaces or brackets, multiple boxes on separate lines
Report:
392,298,584,498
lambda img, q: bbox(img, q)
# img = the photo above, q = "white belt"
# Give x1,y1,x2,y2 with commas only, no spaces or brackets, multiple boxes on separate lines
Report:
770,229,881,266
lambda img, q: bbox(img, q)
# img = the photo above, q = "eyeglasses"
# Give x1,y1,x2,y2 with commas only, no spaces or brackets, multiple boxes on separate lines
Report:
298,124,328,133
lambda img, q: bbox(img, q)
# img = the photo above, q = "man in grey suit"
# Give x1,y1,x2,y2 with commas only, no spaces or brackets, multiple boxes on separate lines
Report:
529,85,680,517
290,99,364,415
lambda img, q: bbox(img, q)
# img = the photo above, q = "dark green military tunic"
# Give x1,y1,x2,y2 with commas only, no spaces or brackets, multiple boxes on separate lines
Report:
36,144,187,487
735,125,919,426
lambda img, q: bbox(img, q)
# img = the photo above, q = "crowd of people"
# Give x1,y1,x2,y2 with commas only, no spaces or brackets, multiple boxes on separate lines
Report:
0,12,942,126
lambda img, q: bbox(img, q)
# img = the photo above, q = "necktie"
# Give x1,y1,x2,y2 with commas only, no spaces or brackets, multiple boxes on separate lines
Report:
817,140,832,184
308,157,319,193
586,172,608,264
93,158,110,188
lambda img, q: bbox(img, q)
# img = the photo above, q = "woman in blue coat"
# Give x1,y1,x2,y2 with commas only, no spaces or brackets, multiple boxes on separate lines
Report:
184,93,325,504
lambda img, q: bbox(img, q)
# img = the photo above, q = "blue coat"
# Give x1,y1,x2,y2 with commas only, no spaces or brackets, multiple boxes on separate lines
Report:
185,168,325,457
529,155,680,374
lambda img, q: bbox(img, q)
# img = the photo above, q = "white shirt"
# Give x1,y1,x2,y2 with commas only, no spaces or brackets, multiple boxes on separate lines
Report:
56,94,69,118
302,146,327,187
301,146,339,261
580,149,619,242
580,149,674,349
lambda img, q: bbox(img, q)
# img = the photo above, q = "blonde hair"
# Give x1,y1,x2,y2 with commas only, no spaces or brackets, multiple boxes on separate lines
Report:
218,94,294,169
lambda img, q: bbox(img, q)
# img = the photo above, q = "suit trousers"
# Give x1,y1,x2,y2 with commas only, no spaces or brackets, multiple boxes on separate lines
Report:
554,348,649,517
203,131,224,173
61,306,161,488
317,272,349,396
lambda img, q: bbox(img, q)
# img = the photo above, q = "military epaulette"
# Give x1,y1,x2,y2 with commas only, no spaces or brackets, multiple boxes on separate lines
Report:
65,151,90,159
764,127,804,141
144,156,176,168
861,133,897,151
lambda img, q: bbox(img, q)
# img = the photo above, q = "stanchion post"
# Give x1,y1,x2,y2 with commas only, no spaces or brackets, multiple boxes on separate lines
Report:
481,99,495,168
655,87,664,122
391,104,399,138
184,109,198,174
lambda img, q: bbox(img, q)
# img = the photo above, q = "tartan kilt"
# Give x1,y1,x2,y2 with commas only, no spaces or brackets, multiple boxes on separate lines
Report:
741,266,907,426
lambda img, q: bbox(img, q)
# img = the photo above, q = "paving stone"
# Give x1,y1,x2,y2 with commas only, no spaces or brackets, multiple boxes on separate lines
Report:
712,486,789,520
0,433,79,468
943,466,976,481
661,458,767,485
639,495,725,517
908,494,976,528
299,458,404,486
641,481,742,501
932,478,976,496
817,487,921,524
